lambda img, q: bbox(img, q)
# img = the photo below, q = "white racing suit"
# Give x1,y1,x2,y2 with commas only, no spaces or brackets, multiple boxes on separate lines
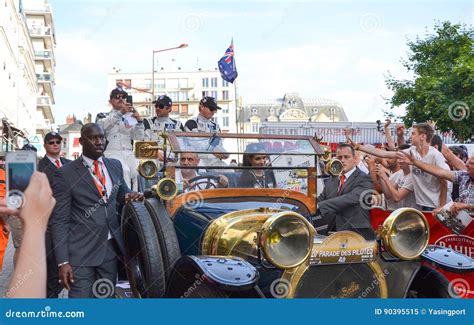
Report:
142,116,184,167
96,110,144,190
184,114,228,169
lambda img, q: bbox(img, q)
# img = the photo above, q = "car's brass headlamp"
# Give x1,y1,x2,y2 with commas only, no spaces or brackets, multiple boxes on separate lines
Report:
137,160,158,179
325,159,343,176
378,208,429,260
152,178,177,201
259,211,315,269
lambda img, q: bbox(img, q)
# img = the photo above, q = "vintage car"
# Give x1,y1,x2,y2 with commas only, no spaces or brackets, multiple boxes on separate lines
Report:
121,132,474,298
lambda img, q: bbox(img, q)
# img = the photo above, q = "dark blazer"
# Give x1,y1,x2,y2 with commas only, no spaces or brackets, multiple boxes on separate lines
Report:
38,156,72,185
50,157,130,267
317,167,374,237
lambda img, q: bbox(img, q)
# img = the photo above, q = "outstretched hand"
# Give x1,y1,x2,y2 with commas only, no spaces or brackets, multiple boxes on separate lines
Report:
395,150,414,165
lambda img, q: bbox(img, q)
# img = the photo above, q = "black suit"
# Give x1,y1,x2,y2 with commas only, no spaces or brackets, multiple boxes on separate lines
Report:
38,156,71,185
316,167,375,239
50,156,130,298
38,156,72,298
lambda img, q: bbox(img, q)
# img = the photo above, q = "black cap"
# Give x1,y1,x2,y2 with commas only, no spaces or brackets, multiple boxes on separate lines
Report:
200,96,221,110
153,95,172,108
44,132,63,144
109,87,128,99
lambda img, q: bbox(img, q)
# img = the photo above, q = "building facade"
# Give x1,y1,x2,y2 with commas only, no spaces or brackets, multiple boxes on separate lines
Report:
0,0,37,146
23,0,57,136
238,93,348,134
107,69,237,133
0,0,56,155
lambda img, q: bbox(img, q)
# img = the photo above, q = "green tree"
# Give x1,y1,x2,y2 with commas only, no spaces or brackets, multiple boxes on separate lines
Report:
385,21,474,142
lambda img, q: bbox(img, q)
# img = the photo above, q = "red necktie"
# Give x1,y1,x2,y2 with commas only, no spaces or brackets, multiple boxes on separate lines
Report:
338,174,346,194
93,160,106,197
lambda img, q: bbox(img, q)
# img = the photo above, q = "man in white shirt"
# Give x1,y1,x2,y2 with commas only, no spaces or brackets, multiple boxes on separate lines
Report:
347,123,450,211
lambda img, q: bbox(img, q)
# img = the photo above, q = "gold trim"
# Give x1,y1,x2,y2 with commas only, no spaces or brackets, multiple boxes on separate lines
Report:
380,208,429,260
325,159,343,176
367,261,389,298
260,212,315,269
137,160,158,179
154,178,178,201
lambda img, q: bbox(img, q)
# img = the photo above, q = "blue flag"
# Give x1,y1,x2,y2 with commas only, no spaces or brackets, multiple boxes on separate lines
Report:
218,40,238,83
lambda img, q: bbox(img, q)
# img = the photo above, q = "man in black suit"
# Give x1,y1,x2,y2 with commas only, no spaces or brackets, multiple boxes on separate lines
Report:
315,143,375,240
50,123,143,298
38,132,72,298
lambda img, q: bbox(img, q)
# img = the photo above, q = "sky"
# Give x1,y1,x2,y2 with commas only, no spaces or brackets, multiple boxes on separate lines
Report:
49,0,473,125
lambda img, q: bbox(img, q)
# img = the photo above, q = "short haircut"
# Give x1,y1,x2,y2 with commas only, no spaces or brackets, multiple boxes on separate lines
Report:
430,135,443,152
336,143,355,157
413,123,435,142
81,123,102,138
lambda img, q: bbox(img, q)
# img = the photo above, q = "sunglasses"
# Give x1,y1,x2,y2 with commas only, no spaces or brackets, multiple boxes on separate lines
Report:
114,95,126,100
48,141,61,145
156,104,168,109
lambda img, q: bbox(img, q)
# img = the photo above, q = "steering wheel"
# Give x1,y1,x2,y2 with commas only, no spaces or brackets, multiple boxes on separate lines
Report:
186,175,221,191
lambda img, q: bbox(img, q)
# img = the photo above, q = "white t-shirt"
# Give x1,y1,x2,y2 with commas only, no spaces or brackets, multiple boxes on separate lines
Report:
386,170,419,210
405,146,451,208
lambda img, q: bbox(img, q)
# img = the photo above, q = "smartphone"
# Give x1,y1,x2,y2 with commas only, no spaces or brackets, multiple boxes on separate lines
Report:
126,95,133,106
6,151,37,208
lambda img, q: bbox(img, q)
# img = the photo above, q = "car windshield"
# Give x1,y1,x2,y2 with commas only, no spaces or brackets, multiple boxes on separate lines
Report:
165,132,324,193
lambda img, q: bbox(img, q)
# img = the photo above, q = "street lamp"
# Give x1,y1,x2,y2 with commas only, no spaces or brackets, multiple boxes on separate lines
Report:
151,43,188,100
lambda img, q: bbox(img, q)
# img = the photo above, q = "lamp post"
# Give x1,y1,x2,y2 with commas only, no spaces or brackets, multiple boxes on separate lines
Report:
151,43,188,101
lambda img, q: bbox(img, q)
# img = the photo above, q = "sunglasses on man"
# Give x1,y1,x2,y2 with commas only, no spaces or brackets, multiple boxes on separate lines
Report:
114,95,127,100
48,140,61,145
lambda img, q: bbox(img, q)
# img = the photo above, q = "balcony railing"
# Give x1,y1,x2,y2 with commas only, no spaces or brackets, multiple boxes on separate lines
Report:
36,118,51,130
37,96,51,106
36,73,54,82
28,26,53,37
34,50,53,59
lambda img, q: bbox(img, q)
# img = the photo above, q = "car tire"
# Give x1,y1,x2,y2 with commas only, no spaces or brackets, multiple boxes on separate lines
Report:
144,197,181,280
122,201,166,298
406,266,453,298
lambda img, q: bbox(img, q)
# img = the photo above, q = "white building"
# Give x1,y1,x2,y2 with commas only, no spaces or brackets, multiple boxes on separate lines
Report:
0,0,56,155
0,0,38,145
107,69,237,133
23,0,57,136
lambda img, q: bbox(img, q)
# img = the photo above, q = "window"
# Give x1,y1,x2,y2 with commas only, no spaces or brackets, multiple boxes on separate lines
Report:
223,116,229,127
202,91,209,98
73,138,80,147
145,79,152,89
115,79,123,86
251,108,258,114
222,90,229,100
211,78,217,87
222,80,229,87
179,91,188,101
210,91,217,99
169,91,179,102
156,79,165,89
168,78,179,89
251,123,259,133
124,79,131,89
221,104,229,114
202,78,209,88
181,104,188,114
171,104,179,112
